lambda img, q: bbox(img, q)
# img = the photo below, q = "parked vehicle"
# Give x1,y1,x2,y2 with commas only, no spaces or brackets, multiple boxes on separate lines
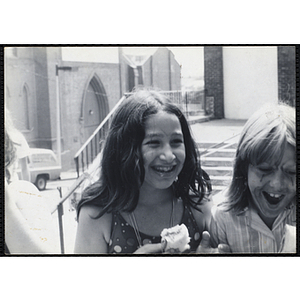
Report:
17,148,61,190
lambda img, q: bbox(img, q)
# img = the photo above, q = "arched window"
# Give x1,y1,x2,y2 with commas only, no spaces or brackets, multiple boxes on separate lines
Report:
20,84,30,130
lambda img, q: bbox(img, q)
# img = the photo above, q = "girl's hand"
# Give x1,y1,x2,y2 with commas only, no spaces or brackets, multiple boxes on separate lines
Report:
196,231,231,254
133,243,163,254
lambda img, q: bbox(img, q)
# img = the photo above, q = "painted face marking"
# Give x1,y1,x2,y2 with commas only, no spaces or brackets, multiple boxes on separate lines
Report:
260,174,265,182
247,144,295,224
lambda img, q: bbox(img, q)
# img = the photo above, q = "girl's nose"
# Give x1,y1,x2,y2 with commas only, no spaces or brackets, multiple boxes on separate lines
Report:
269,170,285,189
159,146,176,163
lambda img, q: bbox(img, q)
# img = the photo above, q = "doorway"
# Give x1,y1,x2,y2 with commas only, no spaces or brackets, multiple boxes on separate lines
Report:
83,76,108,143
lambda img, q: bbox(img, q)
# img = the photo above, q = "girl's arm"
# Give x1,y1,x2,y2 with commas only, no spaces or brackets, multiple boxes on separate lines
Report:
193,199,231,254
74,205,111,254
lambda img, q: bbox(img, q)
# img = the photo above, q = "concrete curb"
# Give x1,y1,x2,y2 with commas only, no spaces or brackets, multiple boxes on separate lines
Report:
187,115,212,125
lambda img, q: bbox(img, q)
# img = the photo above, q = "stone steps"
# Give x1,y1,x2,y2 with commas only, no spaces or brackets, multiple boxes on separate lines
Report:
198,141,237,194
202,166,233,176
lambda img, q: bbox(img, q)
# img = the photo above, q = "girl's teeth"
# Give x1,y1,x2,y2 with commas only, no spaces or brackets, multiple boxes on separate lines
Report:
154,166,174,172
263,192,284,205
269,193,281,198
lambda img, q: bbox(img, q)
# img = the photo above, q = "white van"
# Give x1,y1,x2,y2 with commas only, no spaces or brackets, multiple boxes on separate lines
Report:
18,148,61,190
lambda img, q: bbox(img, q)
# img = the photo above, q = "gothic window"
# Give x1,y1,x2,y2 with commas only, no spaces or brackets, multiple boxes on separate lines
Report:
21,85,30,130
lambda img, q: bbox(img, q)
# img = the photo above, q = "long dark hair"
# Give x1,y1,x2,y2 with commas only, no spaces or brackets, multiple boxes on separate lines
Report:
77,90,211,219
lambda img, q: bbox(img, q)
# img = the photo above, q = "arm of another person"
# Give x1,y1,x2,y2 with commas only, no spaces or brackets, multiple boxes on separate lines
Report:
5,180,59,254
192,198,231,254
74,205,111,254
5,198,52,254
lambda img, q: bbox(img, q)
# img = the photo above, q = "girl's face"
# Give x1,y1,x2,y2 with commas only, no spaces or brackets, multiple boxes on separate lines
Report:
247,143,296,223
141,111,186,191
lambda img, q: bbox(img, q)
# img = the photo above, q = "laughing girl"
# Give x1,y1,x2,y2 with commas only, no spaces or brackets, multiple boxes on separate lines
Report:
74,90,213,254
210,103,296,253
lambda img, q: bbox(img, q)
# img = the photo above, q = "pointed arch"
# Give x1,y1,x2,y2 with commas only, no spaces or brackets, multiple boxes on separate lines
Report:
21,83,30,130
12,82,31,131
5,86,11,110
81,73,109,142
19,82,31,97
5,86,11,98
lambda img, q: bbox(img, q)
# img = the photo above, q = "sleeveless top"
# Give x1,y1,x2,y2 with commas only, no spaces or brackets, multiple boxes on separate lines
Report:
108,203,202,254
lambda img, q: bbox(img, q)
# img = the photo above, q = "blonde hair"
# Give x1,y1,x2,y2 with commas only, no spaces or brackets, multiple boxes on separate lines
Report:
222,103,295,212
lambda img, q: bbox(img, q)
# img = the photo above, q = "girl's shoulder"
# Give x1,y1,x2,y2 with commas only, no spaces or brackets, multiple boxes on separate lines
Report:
78,203,104,216
78,204,112,226
77,204,112,244
211,198,247,221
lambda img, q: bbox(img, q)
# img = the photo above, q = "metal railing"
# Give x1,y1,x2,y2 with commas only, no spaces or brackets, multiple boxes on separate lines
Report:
74,95,127,177
51,172,89,253
160,90,182,105
124,90,183,105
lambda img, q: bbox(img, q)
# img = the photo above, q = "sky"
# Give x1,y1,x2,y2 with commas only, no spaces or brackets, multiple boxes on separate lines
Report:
62,46,204,80
167,46,204,78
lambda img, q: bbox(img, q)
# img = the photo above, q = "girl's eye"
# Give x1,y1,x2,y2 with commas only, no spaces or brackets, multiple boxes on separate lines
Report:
145,140,160,146
257,166,273,173
171,139,184,146
285,170,296,176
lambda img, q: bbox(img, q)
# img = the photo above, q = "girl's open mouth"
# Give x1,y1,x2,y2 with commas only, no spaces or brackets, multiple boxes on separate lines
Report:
263,191,284,205
152,165,176,174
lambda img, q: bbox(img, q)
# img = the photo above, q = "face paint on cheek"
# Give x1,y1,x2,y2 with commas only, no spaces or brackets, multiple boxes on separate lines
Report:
252,166,266,183
260,174,265,182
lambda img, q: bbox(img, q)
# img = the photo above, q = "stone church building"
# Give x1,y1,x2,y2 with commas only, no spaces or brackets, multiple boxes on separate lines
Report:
5,46,181,171
5,46,295,172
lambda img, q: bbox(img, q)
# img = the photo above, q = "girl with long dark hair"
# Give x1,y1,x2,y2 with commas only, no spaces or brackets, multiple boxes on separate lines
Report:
74,90,214,254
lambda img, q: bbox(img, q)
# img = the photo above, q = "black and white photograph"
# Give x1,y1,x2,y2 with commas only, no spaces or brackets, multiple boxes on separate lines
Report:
3,45,297,256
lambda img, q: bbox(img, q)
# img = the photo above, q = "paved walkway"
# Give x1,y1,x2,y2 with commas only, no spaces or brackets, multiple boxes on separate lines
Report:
190,118,247,144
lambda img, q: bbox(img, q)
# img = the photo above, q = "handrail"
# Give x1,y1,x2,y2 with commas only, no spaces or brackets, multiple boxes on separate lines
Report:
74,95,128,177
51,172,89,253
200,133,240,157
74,95,126,159
51,172,89,215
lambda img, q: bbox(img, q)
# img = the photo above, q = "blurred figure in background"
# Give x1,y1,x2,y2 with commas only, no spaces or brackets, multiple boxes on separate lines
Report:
5,109,30,182
5,108,59,254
